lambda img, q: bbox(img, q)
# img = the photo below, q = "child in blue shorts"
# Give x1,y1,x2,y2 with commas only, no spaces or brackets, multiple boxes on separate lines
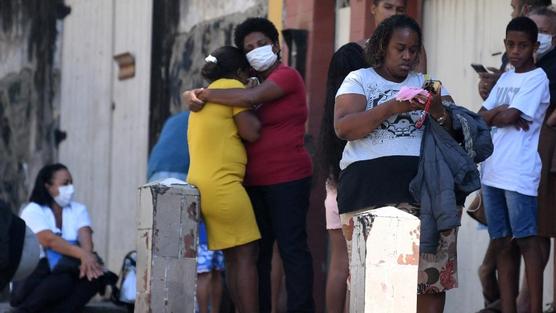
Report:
196,220,224,313
479,16,550,313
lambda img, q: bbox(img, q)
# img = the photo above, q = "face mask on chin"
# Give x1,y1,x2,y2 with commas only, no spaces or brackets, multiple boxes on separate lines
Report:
246,45,278,72
537,32,555,58
54,184,75,208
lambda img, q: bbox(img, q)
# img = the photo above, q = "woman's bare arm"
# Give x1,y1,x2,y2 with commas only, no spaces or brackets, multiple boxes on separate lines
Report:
198,79,285,107
334,94,420,140
234,111,261,142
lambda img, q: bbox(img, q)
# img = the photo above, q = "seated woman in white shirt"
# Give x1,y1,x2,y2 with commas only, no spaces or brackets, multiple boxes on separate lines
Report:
10,163,115,313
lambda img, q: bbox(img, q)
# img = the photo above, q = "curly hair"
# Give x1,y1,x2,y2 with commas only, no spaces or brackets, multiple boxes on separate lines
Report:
234,17,279,51
365,15,422,67
201,46,250,82
317,43,368,185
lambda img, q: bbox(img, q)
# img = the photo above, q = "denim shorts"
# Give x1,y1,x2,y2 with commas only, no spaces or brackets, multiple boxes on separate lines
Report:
482,185,538,239
196,244,224,273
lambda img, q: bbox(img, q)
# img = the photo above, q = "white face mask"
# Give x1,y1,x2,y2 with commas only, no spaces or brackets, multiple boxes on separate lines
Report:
537,32,554,58
246,45,278,72
54,184,75,208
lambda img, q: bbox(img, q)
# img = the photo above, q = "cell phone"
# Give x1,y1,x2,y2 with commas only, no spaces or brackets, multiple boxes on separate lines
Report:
423,80,442,94
471,63,489,74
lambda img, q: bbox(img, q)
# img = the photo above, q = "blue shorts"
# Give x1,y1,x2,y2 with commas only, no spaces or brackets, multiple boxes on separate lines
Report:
482,185,538,239
197,244,224,273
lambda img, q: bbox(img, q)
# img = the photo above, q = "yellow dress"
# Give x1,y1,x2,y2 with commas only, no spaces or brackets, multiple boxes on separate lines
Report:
187,78,261,250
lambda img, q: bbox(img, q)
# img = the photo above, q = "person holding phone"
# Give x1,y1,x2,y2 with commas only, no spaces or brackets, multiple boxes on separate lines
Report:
334,15,469,313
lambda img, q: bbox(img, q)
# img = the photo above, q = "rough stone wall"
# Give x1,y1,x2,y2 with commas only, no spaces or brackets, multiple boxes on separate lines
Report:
149,0,267,149
0,0,63,213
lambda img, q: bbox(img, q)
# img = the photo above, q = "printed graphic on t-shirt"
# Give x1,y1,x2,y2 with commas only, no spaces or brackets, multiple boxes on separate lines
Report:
365,85,422,143
492,87,520,106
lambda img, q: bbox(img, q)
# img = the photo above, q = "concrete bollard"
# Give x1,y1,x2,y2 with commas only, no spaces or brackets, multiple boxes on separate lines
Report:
350,206,420,313
135,180,200,313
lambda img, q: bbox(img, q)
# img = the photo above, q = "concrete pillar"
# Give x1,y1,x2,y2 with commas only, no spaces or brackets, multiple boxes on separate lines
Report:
135,180,200,313
350,206,420,313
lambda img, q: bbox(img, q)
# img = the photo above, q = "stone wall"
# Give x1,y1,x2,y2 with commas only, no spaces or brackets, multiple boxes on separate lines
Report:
0,0,64,212
149,0,267,149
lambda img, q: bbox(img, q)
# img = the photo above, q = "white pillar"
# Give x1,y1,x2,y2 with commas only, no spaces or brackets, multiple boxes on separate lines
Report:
135,181,200,313
350,206,420,313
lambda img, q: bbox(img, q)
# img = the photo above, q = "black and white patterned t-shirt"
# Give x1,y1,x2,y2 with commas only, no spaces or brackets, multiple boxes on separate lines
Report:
336,68,447,170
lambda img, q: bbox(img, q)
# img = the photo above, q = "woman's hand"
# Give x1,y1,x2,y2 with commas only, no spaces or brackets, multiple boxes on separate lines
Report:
389,97,425,114
182,88,206,112
79,250,104,281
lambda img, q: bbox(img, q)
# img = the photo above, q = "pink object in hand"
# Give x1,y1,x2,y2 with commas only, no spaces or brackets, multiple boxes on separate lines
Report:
395,86,430,102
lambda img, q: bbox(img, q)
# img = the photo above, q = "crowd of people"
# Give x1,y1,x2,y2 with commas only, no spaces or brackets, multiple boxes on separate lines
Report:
3,0,556,313
181,0,556,312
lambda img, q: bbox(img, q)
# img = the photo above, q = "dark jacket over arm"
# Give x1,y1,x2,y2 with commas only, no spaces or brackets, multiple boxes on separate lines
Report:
409,105,493,253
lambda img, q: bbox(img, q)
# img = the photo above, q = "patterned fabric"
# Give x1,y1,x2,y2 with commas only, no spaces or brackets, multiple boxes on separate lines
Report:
196,243,224,274
340,203,459,294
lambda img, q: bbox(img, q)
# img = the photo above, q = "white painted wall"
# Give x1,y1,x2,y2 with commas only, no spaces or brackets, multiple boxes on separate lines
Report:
59,0,152,270
335,6,351,50
423,1,554,311
59,0,115,265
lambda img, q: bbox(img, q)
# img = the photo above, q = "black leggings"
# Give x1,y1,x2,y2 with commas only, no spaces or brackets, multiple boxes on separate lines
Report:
11,258,103,313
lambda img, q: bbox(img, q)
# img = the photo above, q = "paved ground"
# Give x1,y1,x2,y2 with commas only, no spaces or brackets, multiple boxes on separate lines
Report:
0,300,128,313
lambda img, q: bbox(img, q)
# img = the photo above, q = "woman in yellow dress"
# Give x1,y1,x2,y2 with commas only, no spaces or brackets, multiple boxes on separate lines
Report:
187,46,261,313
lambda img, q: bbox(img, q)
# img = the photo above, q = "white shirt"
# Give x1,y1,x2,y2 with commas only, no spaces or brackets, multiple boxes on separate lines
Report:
481,68,550,196
336,68,448,170
20,201,92,258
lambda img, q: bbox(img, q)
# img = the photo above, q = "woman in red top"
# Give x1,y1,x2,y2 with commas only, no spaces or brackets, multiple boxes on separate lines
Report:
183,17,314,313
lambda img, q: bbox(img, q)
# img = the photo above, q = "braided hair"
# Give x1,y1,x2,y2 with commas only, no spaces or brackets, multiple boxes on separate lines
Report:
365,15,422,68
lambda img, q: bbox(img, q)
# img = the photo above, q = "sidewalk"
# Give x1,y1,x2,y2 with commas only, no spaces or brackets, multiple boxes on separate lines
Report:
0,300,128,313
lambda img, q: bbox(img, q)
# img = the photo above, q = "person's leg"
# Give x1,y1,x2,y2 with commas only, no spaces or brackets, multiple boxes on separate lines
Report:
482,185,519,313
326,229,348,313
516,237,544,313
14,271,74,313
271,243,286,313
222,240,259,313
417,293,445,313
210,270,223,313
507,190,543,313
210,250,225,313
492,237,520,313
47,276,103,313
247,186,275,313
197,272,211,313
197,243,216,313
479,240,500,306
268,177,314,313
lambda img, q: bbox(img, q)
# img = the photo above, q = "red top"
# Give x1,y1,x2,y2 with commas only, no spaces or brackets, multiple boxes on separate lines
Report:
244,64,312,186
